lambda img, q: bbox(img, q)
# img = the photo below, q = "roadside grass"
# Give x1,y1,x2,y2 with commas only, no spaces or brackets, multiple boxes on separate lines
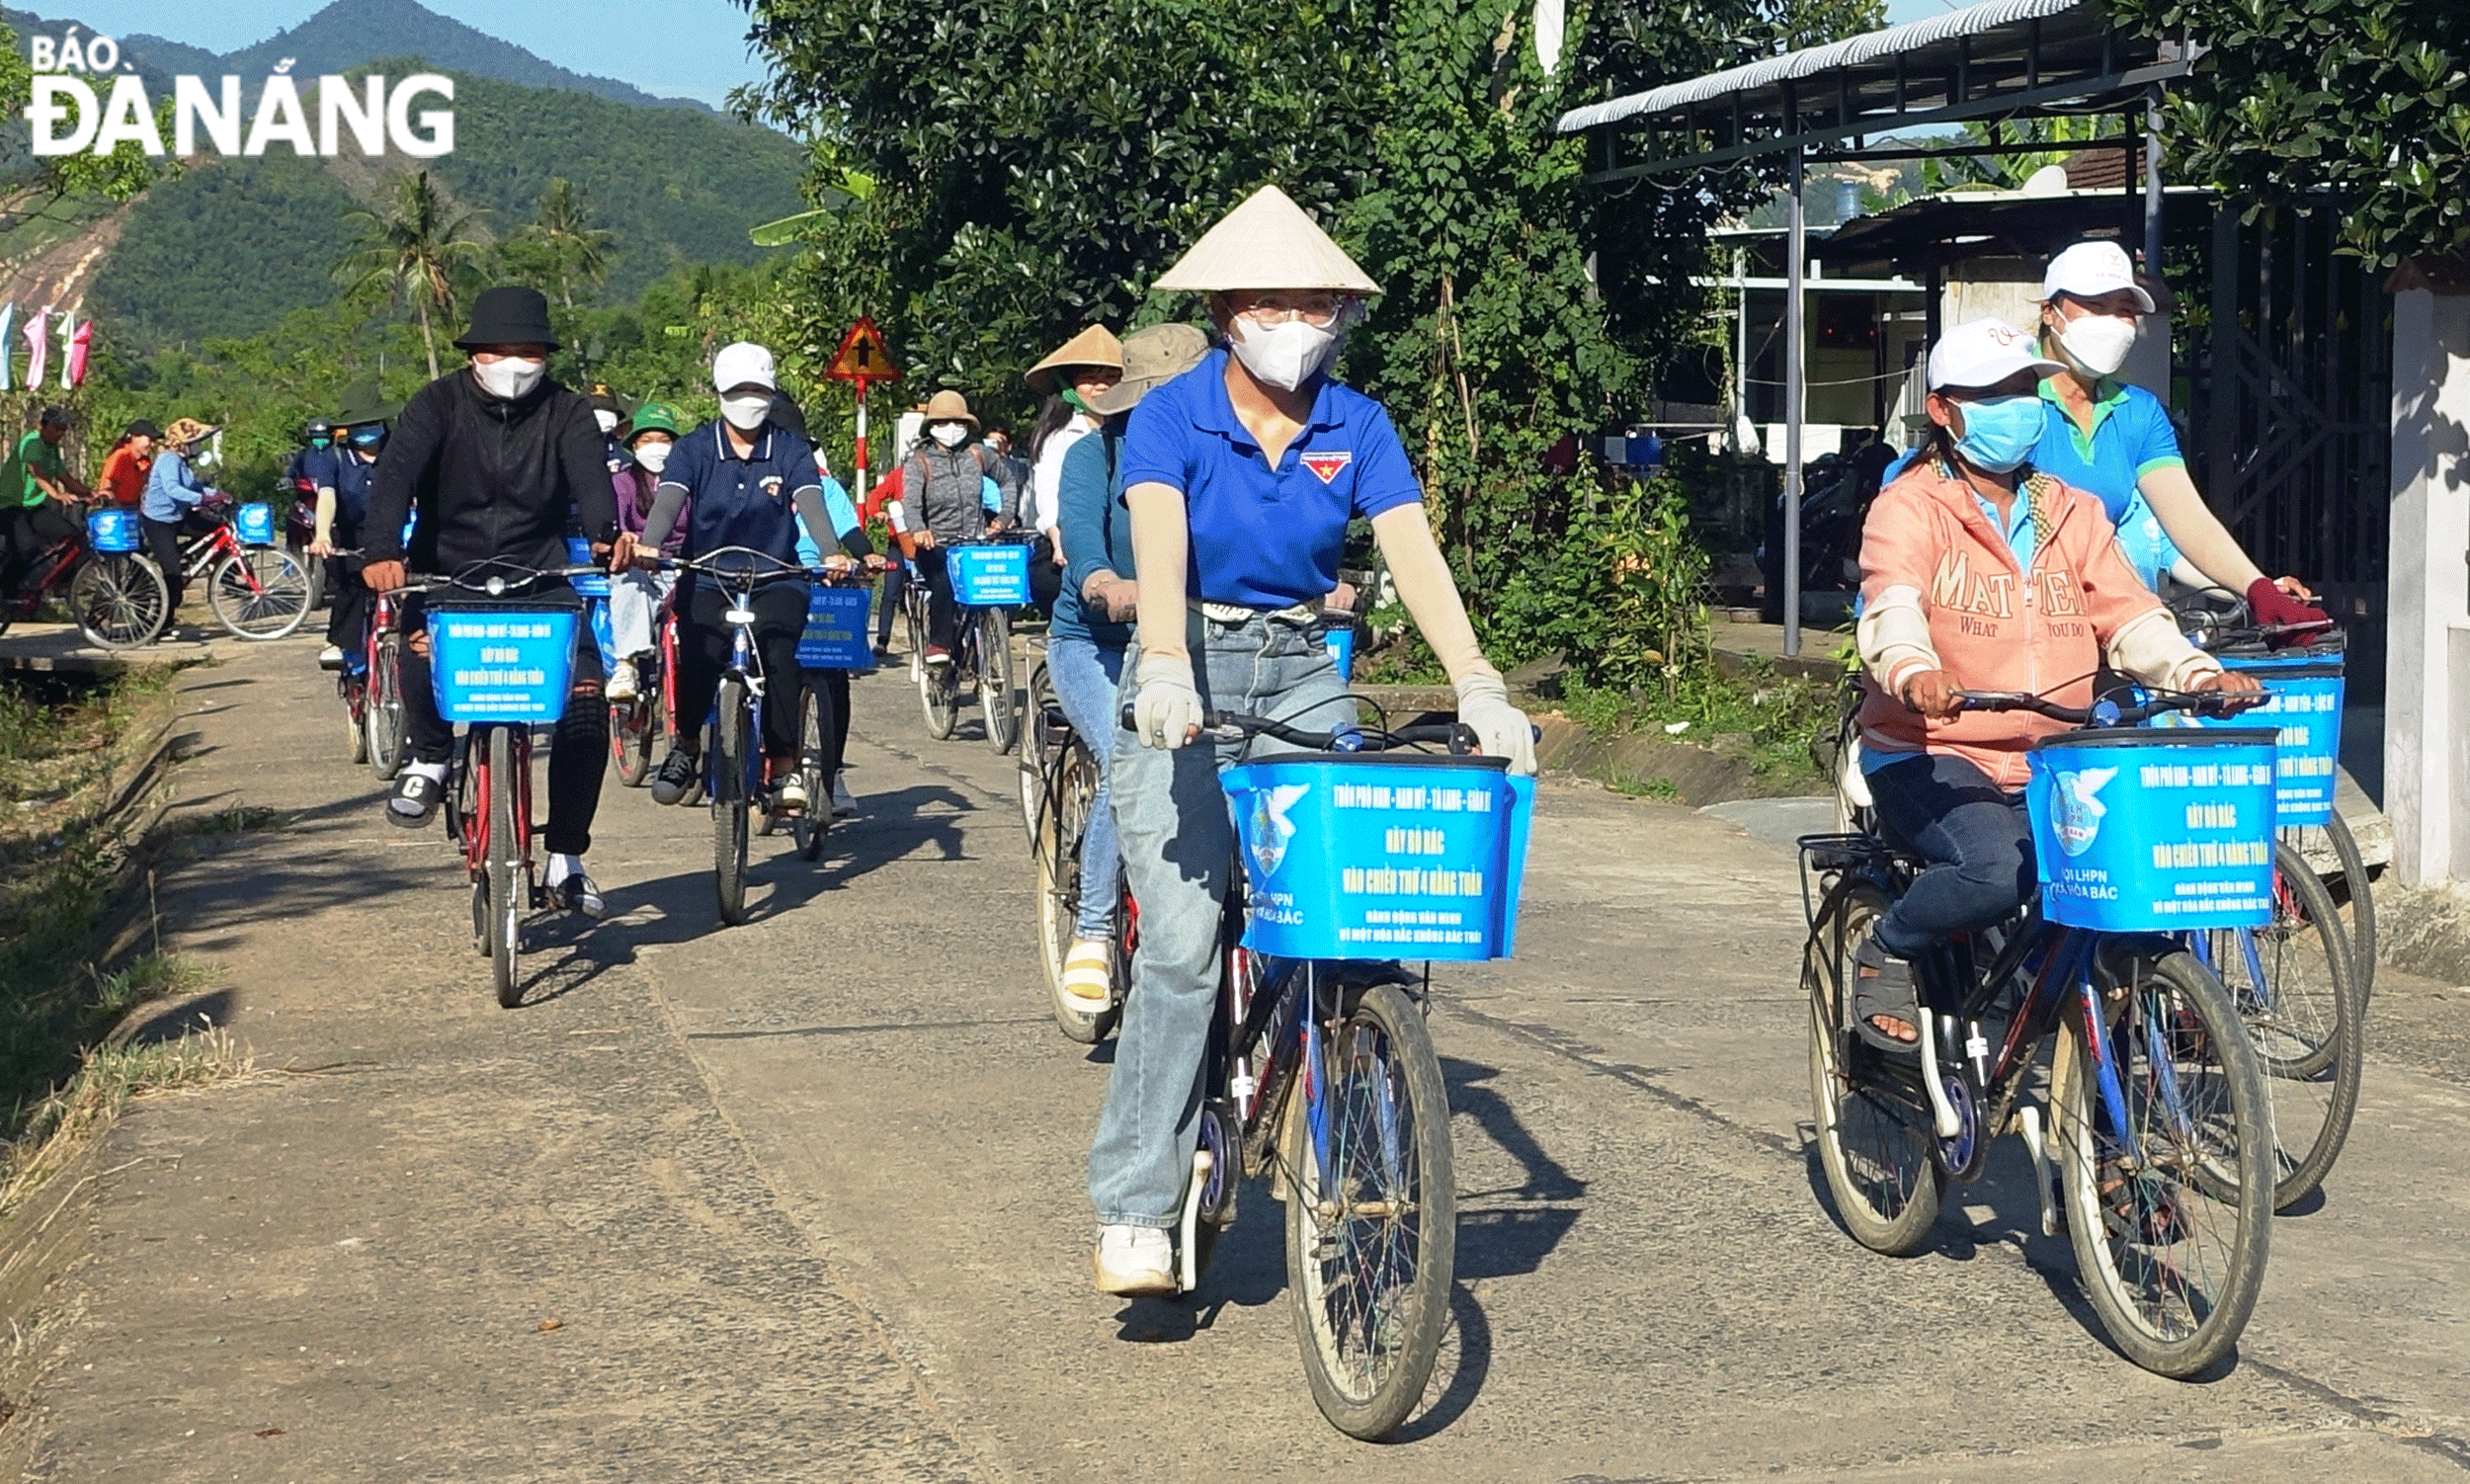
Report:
0,671,250,1211
1556,659,1846,787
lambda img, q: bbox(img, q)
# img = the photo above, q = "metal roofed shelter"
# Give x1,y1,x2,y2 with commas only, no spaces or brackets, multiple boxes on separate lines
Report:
1558,0,2190,653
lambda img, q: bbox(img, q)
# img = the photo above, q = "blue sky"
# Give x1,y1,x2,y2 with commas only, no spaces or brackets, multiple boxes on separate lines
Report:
51,0,770,109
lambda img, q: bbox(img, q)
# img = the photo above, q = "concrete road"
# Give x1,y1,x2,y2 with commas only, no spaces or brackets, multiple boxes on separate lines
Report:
21,636,2470,1480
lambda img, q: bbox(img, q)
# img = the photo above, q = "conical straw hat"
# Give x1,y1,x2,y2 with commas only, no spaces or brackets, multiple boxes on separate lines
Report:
1026,324,1123,395
1153,185,1380,295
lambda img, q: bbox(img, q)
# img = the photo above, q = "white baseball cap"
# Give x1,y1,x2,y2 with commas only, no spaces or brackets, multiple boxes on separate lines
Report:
711,341,778,393
2041,240,2157,312
1928,317,2066,390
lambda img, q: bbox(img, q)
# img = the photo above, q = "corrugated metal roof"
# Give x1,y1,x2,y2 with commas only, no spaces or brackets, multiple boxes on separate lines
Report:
1556,0,2089,133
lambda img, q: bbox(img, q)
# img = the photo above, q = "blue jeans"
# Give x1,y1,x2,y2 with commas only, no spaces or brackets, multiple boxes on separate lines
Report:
1046,635,1126,941
1089,612,1354,1229
1865,752,2033,958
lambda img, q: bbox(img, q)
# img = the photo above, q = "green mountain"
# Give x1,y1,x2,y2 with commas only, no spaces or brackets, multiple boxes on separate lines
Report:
86,67,807,352
121,0,709,113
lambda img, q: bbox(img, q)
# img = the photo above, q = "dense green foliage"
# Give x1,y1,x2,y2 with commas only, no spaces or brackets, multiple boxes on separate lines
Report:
742,0,1876,654
2116,0,2469,260
86,65,805,352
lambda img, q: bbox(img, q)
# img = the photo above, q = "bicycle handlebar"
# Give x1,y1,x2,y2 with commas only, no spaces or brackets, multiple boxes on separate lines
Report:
1115,705,1477,755
382,560,605,599
1951,688,2266,726
647,545,866,584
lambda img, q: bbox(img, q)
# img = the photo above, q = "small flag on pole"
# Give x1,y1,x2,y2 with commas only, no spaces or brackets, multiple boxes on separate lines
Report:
66,318,91,389
25,308,49,391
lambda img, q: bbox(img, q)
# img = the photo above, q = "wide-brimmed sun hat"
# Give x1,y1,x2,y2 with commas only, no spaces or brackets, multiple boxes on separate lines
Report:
922,388,979,431
162,416,217,450
1153,184,1380,295
1026,325,1124,396
1087,324,1210,417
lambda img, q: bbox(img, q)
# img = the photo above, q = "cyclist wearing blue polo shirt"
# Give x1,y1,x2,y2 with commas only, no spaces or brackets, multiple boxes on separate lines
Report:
2031,240,2326,633
618,342,842,816
1088,186,1536,1296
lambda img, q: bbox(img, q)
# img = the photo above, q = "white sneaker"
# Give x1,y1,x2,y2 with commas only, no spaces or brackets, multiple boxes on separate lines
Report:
1092,1224,1175,1296
607,658,639,702
831,776,857,817
774,771,810,814
316,644,344,670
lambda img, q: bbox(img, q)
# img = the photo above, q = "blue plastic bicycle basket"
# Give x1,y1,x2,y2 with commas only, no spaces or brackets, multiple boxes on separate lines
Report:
2150,645,2343,827
564,536,610,597
2025,727,2279,933
85,509,137,553
796,586,873,669
427,606,579,724
952,543,1029,607
1222,754,1535,961
234,503,276,545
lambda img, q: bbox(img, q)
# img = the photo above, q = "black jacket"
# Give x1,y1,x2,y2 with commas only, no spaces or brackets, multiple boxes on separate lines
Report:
364,368,617,578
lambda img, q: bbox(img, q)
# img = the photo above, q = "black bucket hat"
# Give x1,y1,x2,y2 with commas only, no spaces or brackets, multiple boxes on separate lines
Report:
453,287,560,352
333,382,402,427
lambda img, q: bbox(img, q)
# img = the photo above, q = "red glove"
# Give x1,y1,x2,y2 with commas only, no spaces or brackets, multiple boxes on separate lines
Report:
2246,578,2330,647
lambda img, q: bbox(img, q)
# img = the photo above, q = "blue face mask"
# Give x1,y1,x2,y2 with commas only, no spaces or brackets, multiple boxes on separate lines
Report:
1949,394,2041,473
349,426,385,451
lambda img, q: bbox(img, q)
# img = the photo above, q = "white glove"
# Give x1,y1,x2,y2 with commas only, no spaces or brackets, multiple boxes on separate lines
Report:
1132,651,1205,751
1454,672,1536,775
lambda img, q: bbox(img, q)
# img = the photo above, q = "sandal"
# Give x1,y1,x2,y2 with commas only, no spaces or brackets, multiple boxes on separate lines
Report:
1852,935,1923,1055
1060,940,1113,1012
386,769,445,829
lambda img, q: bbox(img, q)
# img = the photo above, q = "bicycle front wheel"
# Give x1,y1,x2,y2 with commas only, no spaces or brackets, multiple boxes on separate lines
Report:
979,606,1017,754
1805,880,1945,1255
69,553,169,649
486,727,523,1008
920,643,959,740
1037,739,1112,1043
1018,661,1055,843
713,678,754,925
2055,946,2270,1378
791,686,829,863
207,547,311,638
2202,842,2362,1209
367,635,408,781
344,677,370,765
1285,978,1454,1440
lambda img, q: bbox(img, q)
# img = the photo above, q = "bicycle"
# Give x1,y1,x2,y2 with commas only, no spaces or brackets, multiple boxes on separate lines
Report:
649,546,834,926
1802,687,2275,1378
609,599,674,788
915,535,1024,753
400,557,601,1008
0,509,170,649
776,566,874,864
1126,704,1535,1440
156,499,313,639
336,584,409,778
1021,659,1135,1041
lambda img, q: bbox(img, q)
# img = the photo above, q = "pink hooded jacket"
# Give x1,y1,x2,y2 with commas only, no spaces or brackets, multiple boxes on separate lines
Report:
1854,458,2220,790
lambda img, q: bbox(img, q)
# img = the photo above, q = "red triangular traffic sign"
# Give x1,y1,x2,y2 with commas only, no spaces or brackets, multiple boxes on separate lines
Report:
826,317,900,383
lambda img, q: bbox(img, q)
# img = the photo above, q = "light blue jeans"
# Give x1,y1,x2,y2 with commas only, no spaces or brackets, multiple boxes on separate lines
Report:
1045,635,1127,941
1089,612,1353,1229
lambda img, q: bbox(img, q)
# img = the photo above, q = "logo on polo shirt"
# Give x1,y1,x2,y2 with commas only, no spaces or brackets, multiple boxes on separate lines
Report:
759,475,783,501
1299,451,1352,485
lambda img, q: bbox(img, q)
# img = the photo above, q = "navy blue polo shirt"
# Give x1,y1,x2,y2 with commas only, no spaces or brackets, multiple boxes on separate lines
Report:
294,446,339,495
332,450,377,528
1118,348,1423,608
657,420,822,564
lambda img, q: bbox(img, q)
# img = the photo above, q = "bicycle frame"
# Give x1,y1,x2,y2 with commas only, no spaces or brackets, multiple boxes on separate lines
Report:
177,523,241,581
700,570,772,803
2,536,91,614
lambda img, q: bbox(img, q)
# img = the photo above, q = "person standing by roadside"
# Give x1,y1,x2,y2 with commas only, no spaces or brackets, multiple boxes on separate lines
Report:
139,417,222,618
359,286,619,918
1024,326,1123,618
2,406,91,593
97,421,157,509
901,390,1023,666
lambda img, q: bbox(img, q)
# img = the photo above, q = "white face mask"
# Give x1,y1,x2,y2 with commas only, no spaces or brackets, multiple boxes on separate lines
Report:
472,356,546,400
1228,316,1341,392
594,409,620,435
630,441,672,474
930,422,970,449
721,393,772,432
2056,312,2137,376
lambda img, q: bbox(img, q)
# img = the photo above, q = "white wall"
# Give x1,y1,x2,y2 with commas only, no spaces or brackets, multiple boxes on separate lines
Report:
2383,285,2470,885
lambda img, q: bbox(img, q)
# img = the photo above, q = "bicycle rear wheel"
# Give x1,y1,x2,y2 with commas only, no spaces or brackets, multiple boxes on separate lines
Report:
1018,661,1055,842
1285,978,1454,1440
979,607,1017,754
2055,946,2269,1377
791,686,830,862
713,678,754,925
69,553,169,649
367,635,408,781
1037,739,1113,1043
344,677,370,764
2202,842,2362,1209
485,727,523,1008
1805,880,1945,1255
206,547,311,638
2318,813,2376,1006
612,694,655,785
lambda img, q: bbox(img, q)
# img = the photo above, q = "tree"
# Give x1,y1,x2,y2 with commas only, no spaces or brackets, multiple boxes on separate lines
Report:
0,21,174,238
334,171,489,379
2115,0,2469,261
506,178,617,312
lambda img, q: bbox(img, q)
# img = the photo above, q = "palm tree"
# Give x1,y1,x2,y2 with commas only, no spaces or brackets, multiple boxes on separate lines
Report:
334,171,487,379
516,178,616,311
